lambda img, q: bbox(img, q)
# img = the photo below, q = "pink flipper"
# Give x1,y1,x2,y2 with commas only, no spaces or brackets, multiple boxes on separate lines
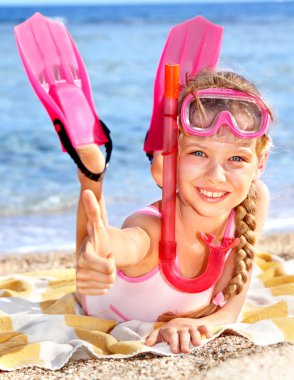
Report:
14,12,112,181
144,16,223,155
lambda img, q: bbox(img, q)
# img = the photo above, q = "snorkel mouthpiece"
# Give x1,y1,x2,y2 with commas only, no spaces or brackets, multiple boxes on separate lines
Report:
161,234,240,293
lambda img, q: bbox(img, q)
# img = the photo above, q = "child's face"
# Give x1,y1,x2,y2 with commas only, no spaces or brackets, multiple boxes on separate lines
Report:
177,131,264,218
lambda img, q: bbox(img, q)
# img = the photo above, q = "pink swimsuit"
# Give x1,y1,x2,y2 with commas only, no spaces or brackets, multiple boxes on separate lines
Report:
82,206,235,322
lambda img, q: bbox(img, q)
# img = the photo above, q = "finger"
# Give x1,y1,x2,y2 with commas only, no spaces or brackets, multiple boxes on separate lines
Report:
82,189,103,230
165,331,180,354
76,268,115,288
198,325,213,339
145,329,160,346
190,328,202,347
82,190,109,256
78,252,115,274
77,281,113,292
76,287,109,296
179,330,191,354
83,190,101,251
78,239,98,268
76,277,114,289
76,268,115,283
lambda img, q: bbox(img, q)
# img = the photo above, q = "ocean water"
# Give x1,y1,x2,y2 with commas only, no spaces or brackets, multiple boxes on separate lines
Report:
0,1,294,254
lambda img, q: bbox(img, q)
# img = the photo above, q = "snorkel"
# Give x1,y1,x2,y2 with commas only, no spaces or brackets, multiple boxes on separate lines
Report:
159,64,240,293
159,64,179,272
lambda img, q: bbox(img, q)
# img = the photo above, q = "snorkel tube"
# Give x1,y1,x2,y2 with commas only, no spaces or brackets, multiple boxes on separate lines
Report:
159,64,179,271
159,64,240,293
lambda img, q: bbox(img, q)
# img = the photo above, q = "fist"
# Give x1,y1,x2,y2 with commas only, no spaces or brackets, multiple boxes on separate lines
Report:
76,190,116,295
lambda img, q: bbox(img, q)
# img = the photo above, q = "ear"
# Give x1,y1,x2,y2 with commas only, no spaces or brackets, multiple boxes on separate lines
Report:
150,150,163,188
255,150,269,179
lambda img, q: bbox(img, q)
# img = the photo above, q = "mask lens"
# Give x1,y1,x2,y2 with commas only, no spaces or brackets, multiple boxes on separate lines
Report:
188,95,263,134
229,99,262,133
188,98,220,130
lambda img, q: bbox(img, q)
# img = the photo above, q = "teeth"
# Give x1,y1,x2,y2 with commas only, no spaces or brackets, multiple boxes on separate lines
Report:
199,189,226,198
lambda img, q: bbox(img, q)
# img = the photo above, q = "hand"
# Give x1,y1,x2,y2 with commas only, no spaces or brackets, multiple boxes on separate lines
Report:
145,318,213,354
76,189,116,295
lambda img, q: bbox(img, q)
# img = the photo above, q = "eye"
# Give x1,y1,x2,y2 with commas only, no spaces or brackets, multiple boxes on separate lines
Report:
230,156,244,162
192,151,206,157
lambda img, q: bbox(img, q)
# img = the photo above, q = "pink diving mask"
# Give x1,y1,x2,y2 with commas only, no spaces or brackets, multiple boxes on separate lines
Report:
180,88,271,138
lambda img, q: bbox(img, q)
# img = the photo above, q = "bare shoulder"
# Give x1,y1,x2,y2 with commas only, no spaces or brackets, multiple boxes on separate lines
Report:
121,201,161,239
256,179,270,203
255,179,270,234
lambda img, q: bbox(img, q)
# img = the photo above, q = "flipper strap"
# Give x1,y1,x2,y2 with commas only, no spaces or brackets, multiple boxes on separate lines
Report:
53,118,112,182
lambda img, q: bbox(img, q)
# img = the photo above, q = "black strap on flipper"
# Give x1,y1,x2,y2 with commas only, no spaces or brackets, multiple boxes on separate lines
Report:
53,118,112,182
144,130,154,163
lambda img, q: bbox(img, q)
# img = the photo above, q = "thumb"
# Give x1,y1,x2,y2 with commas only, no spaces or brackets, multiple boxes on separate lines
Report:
82,189,103,228
82,189,109,257
145,329,160,347
106,252,116,272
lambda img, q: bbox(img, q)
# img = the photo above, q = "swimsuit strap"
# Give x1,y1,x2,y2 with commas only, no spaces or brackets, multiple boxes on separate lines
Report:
134,205,161,217
136,206,235,238
223,209,235,239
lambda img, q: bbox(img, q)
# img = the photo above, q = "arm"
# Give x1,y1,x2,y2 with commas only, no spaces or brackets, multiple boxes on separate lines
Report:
255,179,270,242
209,178,269,320
103,225,151,268
75,145,109,258
212,178,269,318
145,264,253,354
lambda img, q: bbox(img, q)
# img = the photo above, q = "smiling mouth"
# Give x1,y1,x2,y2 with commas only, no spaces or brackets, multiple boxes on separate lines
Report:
197,187,229,202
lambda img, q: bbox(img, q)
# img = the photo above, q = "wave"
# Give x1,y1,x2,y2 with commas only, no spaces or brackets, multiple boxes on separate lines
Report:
0,193,78,217
1,2,294,24
264,216,294,233
0,211,293,255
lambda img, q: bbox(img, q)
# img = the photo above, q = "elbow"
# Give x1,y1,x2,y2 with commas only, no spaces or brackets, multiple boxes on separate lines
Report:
217,301,244,324
219,308,240,324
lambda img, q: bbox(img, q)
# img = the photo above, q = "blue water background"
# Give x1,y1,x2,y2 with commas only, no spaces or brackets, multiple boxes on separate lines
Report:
0,1,294,254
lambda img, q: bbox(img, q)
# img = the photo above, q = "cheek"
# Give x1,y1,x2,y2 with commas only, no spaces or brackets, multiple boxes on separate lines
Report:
230,166,257,194
177,157,205,182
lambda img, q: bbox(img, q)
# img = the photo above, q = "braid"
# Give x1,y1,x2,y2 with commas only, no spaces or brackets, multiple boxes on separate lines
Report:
158,182,257,322
222,181,256,299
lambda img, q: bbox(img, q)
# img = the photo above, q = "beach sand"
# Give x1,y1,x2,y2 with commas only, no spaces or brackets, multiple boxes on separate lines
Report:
0,231,293,379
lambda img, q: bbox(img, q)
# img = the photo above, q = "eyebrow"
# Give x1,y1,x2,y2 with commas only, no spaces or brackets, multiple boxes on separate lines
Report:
184,143,209,149
234,147,254,153
184,143,255,154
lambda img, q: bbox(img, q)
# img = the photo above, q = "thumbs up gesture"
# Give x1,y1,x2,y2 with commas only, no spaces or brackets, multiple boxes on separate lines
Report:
76,190,116,295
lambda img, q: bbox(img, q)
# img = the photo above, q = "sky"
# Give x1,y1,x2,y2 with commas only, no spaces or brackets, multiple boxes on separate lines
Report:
0,0,200,5
0,0,283,6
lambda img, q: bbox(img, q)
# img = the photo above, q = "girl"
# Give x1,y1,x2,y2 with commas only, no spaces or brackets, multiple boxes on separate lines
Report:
75,69,273,354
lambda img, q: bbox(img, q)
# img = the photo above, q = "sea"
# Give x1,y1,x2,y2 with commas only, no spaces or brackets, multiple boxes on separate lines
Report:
0,1,294,254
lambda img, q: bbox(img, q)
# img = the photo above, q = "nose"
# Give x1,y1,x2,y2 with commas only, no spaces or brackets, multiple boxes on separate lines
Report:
204,160,227,183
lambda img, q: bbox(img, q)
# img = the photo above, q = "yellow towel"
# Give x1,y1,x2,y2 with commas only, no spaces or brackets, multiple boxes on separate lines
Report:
0,252,293,370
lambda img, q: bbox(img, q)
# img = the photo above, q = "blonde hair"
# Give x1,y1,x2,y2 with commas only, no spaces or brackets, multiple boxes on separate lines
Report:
158,69,273,322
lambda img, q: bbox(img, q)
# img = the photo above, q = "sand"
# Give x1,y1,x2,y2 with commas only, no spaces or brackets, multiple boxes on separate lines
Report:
0,231,293,380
